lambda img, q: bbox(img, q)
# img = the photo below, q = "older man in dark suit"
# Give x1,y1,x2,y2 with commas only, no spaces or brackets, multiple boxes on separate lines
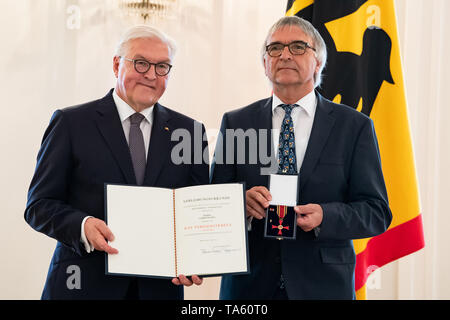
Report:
25,25,209,299
211,16,392,300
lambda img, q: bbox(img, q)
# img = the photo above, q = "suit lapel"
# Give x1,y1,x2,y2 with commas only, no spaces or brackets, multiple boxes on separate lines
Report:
299,93,335,189
94,90,136,184
144,103,171,186
254,97,274,186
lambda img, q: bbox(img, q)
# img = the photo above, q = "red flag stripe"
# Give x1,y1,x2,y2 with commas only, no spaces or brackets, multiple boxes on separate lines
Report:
355,214,425,290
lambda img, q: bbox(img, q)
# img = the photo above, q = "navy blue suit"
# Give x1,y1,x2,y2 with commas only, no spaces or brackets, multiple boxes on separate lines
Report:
210,92,392,299
25,90,209,299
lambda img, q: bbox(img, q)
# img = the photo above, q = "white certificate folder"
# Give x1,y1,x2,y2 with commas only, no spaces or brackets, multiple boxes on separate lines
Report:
105,183,249,279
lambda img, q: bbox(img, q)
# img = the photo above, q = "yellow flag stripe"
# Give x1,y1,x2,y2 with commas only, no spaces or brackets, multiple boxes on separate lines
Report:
356,284,366,300
286,0,314,16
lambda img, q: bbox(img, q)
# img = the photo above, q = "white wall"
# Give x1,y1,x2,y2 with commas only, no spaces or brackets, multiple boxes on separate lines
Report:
0,0,448,300
0,0,284,299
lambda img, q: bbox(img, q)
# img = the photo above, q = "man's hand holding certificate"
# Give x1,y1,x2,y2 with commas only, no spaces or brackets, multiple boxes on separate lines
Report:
83,215,201,286
84,217,118,254
104,183,249,280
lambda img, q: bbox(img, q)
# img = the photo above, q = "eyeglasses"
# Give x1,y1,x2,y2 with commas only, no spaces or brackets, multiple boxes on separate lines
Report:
265,41,316,57
120,57,172,76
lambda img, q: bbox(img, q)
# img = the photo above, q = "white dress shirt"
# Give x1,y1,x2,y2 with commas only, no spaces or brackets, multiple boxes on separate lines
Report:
247,89,317,230
271,89,317,172
80,90,155,253
112,90,154,159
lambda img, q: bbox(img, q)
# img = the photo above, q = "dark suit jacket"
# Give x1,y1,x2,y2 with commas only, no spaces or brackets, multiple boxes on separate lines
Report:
210,92,392,300
25,89,209,299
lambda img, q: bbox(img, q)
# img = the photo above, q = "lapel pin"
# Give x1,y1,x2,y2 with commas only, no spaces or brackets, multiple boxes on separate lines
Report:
164,126,170,132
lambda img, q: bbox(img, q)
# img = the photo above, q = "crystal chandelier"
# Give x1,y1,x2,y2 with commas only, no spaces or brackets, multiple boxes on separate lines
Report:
120,0,178,22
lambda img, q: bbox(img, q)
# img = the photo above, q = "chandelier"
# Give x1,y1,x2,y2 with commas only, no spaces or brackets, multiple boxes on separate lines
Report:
120,0,178,22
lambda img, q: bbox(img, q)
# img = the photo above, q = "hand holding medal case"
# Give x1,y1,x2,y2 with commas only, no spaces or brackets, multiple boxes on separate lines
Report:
264,174,299,240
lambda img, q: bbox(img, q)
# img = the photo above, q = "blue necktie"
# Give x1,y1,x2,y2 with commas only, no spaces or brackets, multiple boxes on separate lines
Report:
277,104,298,175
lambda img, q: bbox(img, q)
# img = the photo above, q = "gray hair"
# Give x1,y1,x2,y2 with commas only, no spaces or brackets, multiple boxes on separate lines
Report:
115,25,177,61
262,16,327,88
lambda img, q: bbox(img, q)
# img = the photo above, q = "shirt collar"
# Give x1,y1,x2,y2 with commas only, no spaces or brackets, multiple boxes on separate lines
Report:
112,89,154,124
272,89,316,117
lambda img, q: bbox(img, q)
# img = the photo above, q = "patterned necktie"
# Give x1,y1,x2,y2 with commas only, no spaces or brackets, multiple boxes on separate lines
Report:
129,113,146,185
277,104,298,175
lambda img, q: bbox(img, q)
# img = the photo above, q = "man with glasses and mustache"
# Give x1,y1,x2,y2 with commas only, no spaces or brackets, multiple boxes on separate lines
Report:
211,16,391,299
25,25,209,299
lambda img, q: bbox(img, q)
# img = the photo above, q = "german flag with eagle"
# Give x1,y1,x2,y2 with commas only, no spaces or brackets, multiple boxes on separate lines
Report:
286,0,425,299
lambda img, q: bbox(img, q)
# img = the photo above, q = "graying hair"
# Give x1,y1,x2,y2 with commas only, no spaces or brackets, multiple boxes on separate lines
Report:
262,16,327,88
115,25,177,61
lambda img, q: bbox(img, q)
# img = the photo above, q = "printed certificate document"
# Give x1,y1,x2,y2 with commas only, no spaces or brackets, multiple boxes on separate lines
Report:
105,183,249,279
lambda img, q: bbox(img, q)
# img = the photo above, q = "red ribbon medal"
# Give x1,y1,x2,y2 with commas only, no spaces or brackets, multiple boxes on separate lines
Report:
271,205,290,235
